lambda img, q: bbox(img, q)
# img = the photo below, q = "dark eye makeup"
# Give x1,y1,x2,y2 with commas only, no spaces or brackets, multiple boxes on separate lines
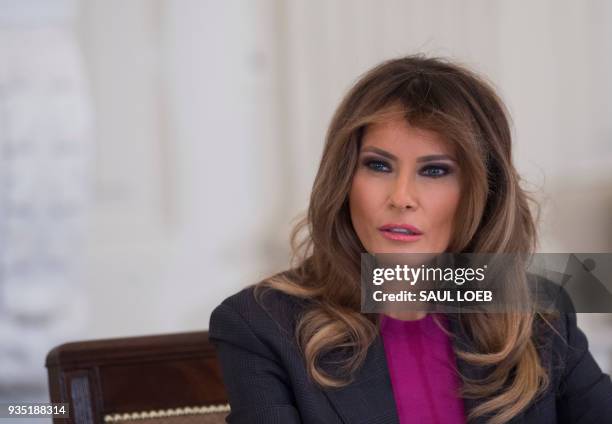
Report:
360,156,454,178
419,164,452,177
362,158,392,172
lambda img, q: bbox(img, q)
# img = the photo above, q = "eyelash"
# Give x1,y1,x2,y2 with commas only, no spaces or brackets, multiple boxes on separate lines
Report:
361,158,452,178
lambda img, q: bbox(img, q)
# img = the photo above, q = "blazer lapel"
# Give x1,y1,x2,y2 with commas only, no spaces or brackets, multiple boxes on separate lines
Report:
321,333,400,424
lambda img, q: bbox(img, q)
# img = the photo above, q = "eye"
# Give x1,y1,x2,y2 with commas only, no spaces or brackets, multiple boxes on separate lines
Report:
420,164,451,178
363,158,392,173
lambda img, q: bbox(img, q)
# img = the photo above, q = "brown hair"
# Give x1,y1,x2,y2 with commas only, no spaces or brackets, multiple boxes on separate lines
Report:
254,55,550,424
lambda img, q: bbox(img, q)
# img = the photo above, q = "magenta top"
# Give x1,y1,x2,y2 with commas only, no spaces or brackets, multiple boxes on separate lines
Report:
380,313,466,424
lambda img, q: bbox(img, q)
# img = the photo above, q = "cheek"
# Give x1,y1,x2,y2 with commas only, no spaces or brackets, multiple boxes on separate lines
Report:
425,182,461,227
349,174,382,226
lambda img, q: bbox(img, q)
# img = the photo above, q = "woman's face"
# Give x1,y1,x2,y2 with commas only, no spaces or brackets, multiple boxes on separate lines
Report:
349,114,461,254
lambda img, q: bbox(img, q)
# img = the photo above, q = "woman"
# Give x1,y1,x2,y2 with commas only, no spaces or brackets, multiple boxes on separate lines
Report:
208,55,612,423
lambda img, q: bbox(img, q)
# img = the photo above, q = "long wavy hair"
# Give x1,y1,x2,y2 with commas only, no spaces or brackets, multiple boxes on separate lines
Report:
253,55,550,424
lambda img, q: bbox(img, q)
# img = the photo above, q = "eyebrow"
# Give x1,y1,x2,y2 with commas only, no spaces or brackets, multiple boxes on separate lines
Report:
360,146,456,163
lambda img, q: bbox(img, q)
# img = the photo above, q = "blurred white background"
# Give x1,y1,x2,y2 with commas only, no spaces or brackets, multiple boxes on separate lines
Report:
0,0,611,410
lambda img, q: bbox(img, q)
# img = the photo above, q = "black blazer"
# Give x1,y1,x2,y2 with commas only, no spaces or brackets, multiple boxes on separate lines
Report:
208,280,612,423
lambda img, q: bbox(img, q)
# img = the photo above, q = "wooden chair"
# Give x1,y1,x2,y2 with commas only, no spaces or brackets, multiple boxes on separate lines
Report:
45,331,229,424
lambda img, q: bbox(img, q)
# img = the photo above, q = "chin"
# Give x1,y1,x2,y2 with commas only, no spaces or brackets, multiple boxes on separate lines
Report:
376,244,423,254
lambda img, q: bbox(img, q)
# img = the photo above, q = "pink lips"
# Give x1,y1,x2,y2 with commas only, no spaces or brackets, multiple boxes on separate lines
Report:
378,223,423,242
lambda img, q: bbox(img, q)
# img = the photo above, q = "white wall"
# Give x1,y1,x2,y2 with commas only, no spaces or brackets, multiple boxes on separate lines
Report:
76,0,293,339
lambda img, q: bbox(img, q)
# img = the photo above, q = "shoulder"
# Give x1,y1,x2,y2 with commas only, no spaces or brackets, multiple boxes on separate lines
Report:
208,283,312,343
207,285,318,423
528,273,612,397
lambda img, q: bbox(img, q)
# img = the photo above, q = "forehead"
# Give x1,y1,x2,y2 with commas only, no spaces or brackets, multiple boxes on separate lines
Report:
361,116,453,156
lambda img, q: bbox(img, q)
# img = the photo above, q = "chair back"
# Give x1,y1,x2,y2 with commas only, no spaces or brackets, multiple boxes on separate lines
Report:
46,331,229,424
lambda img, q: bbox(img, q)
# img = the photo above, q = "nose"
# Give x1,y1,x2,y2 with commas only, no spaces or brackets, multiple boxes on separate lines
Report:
389,174,418,210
